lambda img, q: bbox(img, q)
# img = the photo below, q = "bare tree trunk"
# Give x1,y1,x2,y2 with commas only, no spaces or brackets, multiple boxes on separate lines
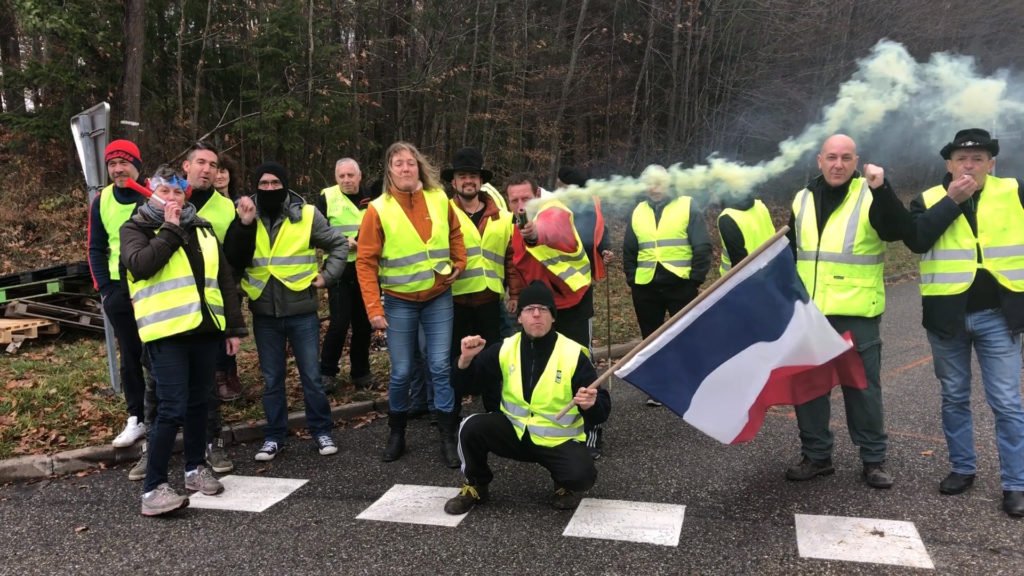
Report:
480,1,498,155
191,0,215,139
629,0,656,168
548,0,590,185
460,0,481,146
121,0,145,140
0,0,22,113
667,0,683,147
176,0,185,124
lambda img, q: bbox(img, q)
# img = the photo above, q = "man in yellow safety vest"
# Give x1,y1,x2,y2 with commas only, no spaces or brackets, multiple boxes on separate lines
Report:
902,128,1024,517
442,147,520,413
225,162,349,462
784,134,909,489
316,157,374,394
444,281,610,515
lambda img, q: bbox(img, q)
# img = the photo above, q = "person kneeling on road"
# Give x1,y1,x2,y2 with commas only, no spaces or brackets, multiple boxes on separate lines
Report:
444,281,610,514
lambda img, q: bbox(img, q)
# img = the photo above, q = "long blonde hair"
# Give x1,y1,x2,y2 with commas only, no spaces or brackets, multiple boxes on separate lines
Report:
383,141,442,194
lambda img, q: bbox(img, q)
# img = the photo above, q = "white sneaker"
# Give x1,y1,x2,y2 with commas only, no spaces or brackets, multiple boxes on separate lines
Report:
112,416,147,448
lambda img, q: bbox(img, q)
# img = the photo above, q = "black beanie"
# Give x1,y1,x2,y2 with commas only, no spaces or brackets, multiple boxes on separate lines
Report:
254,161,290,192
518,281,557,318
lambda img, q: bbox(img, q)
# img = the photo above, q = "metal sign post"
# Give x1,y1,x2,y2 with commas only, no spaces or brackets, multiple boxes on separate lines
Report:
70,103,121,394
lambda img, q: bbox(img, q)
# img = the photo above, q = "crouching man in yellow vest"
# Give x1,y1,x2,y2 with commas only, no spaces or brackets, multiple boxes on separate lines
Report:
120,166,247,516
225,162,349,462
443,281,611,515
903,128,1024,518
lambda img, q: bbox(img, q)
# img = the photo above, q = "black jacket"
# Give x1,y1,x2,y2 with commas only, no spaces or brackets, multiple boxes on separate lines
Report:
718,196,757,265
903,174,1024,337
456,329,611,429
120,211,247,339
623,197,712,288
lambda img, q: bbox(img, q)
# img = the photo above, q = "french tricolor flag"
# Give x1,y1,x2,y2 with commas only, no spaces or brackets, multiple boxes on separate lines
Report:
614,234,866,444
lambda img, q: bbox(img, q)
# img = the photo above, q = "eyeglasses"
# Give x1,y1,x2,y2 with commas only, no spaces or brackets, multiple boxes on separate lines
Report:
521,305,550,315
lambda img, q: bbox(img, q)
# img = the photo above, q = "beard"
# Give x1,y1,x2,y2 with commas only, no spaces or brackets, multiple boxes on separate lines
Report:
457,185,480,201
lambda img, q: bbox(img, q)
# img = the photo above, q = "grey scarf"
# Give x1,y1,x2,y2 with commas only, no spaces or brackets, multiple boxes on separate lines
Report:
139,200,198,228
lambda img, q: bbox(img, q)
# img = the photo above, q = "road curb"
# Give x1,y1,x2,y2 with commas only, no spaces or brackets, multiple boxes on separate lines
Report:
0,399,387,483
0,342,639,484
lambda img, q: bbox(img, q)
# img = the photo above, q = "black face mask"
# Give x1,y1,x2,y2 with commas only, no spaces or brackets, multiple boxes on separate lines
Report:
258,188,288,213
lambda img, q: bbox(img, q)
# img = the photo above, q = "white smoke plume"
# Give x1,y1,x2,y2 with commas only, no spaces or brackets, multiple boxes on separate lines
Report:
535,39,1024,217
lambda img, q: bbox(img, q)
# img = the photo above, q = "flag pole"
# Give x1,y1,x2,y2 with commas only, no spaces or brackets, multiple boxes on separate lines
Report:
558,226,791,418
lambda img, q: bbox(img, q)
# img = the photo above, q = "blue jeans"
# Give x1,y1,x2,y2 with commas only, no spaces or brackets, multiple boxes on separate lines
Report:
384,290,454,413
409,325,434,412
253,313,333,443
927,308,1024,490
143,334,215,492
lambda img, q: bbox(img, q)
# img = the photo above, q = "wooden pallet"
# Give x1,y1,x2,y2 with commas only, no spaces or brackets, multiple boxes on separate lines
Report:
3,295,105,332
0,318,60,344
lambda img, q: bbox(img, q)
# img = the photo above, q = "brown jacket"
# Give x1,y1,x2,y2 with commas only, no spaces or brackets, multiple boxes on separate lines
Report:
356,187,467,318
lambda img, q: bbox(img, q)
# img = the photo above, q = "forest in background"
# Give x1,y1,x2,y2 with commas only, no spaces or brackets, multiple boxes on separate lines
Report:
2,0,1024,203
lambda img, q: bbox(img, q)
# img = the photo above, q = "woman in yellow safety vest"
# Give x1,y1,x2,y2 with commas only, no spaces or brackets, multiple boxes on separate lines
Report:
356,141,467,467
120,166,247,517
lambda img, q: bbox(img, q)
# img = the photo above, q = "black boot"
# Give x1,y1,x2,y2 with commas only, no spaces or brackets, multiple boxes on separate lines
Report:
382,412,407,462
437,411,461,469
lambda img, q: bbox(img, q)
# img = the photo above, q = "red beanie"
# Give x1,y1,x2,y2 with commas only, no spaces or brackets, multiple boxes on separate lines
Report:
104,139,143,171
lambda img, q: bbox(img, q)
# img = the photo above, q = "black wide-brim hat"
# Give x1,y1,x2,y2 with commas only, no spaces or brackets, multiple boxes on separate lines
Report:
940,128,999,160
441,147,493,183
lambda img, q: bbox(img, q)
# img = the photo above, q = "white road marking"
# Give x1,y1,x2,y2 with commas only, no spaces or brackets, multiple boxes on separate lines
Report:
357,484,467,527
795,513,934,569
563,498,686,547
187,475,308,513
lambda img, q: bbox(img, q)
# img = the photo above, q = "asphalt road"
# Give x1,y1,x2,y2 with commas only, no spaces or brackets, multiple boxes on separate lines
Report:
2,280,1022,575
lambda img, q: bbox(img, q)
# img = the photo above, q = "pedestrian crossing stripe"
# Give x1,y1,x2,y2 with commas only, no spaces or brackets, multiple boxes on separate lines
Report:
795,514,934,569
187,475,308,513
356,484,467,527
563,498,685,547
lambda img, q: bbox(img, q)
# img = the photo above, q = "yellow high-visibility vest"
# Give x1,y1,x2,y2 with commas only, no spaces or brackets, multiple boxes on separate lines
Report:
127,227,225,343
371,188,452,293
452,202,512,296
241,205,319,300
196,191,235,242
481,182,508,212
498,332,585,448
524,199,591,291
719,199,775,276
632,197,693,284
792,178,885,316
919,175,1024,295
98,184,139,281
322,185,363,263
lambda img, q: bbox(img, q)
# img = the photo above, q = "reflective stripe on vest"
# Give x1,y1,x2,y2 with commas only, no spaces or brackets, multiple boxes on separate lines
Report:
322,185,363,262
241,205,318,300
719,199,774,275
127,227,225,343
372,188,452,292
498,332,586,447
792,178,885,316
98,185,139,281
632,196,693,284
452,202,512,296
523,200,592,291
919,175,1024,295
196,192,235,242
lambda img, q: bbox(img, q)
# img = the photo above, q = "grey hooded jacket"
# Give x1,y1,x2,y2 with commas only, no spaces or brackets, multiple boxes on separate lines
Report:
224,190,348,317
